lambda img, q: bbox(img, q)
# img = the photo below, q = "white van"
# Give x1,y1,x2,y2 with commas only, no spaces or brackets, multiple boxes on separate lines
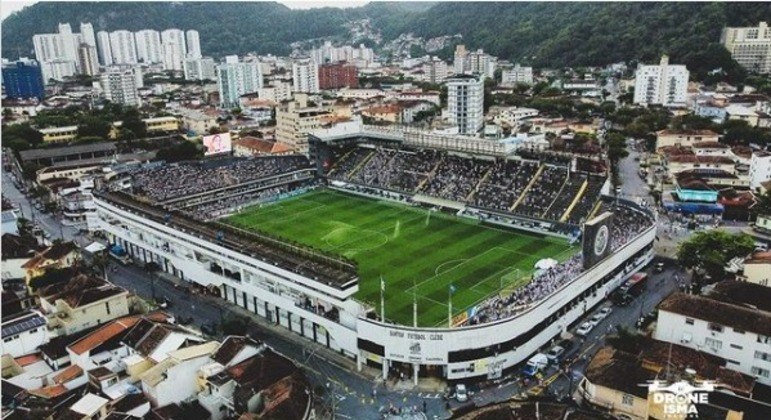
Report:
523,353,549,377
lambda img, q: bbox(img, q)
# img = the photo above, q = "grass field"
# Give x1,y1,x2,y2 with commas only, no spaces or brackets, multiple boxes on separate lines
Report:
225,189,576,327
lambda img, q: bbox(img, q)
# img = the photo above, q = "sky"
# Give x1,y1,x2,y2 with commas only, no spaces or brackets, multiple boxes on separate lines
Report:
0,0,371,20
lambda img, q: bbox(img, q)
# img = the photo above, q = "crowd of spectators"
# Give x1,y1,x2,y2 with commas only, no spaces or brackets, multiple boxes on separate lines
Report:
185,184,298,220
420,155,492,202
467,201,654,326
516,166,568,219
543,174,586,221
132,156,312,202
568,177,606,225
329,148,372,179
473,160,538,213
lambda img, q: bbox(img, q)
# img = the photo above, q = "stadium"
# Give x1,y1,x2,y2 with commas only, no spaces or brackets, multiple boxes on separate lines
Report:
93,122,656,382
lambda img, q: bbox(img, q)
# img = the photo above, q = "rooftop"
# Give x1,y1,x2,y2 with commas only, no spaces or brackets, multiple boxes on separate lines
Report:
657,129,719,137
710,278,771,312
1,310,46,338
212,335,261,366
658,293,771,337
96,190,358,289
39,274,127,309
20,241,77,269
18,142,117,162
68,316,141,355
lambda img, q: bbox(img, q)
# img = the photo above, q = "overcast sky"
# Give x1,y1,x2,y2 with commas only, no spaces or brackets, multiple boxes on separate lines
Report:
1,0,372,21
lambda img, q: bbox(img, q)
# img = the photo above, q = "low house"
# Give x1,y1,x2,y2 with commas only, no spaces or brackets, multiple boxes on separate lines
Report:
1,310,49,358
233,136,293,157
656,129,720,150
2,233,43,282
141,341,220,408
22,241,79,289
38,275,130,336
742,251,771,287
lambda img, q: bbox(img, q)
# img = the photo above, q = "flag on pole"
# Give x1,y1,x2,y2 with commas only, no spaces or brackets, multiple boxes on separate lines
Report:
449,284,456,294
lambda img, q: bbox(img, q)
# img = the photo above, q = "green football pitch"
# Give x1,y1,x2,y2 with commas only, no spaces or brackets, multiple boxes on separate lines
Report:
225,189,576,327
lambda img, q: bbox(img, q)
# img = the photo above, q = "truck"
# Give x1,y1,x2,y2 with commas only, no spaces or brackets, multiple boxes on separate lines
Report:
523,353,549,377
619,272,648,297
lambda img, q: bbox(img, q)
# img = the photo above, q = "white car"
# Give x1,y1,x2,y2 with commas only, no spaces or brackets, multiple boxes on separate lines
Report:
455,384,468,402
576,322,593,337
598,306,612,318
589,313,604,327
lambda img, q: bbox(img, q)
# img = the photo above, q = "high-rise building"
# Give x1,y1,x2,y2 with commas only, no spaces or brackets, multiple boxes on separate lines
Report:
633,55,689,106
80,22,96,48
453,44,468,75
501,64,534,86
425,57,449,84
184,57,216,81
161,29,187,71
721,22,771,74
216,55,263,108
467,49,496,79
291,61,319,93
100,66,141,106
2,58,45,100
134,30,163,64
276,93,330,152
40,59,77,83
32,34,65,63
96,31,113,66
56,23,80,65
109,30,138,65
318,62,358,90
185,30,201,59
78,43,99,76
446,75,485,135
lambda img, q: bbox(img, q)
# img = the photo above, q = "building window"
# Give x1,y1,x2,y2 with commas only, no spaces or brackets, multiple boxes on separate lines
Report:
685,318,695,325
708,323,724,333
621,394,635,406
751,366,770,378
105,301,111,315
705,337,722,351
755,351,771,362
730,344,743,350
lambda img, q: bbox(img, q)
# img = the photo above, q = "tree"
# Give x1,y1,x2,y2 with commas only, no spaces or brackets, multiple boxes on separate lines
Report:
221,316,248,336
156,141,202,163
677,230,755,287
753,190,771,216
28,267,75,291
77,116,111,139
122,109,147,139
605,132,629,188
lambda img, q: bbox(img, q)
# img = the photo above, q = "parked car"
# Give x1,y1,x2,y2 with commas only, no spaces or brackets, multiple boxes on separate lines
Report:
654,262,665,273
455,384,468,402
545,346,565,364
156,297,171,309
589,313,604,327
598,306,612,318
576,322,593,337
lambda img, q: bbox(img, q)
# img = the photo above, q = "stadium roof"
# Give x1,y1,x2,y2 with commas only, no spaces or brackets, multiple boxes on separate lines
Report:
96,190,358,290
19,142,117,161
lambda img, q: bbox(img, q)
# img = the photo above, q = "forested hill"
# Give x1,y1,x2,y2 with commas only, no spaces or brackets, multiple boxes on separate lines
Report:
3,1,771,77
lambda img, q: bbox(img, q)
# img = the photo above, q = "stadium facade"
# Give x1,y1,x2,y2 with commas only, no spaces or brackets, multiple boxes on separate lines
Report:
92,124,656,382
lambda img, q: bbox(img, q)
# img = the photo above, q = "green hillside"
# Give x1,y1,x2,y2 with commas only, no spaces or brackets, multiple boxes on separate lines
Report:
3,1,770,79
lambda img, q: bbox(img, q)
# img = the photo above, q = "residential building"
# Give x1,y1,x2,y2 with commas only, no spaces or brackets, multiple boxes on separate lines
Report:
743,251,771,287
501,64,534,86
721,22,771,74
32,33,66,64
750,152,771,191
100,67,141,107
233,137,293,157
40,59,77,84
216,55,263,109
185,30,201,59
108,30,138,65
77,43,99,77
318,62,358,90
38,274,130,336
275,93,330,152
175,108,219,136
655,129,720,149
21,241,79,287
37,125,79,144
2,233,42,281
653,285,771,385
2,58,45,100
425,57,449,84
453,44,468,74
258,82,292,102
141,342,219,407
134,30,163,64
292,61,319,93
183,56,216,81
161,29,187,71
96,31,113,66
634,55,689,106
446,75,484,135
467,49,496,79
79,22,96,48
1,310,49,358
576,338,765,420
